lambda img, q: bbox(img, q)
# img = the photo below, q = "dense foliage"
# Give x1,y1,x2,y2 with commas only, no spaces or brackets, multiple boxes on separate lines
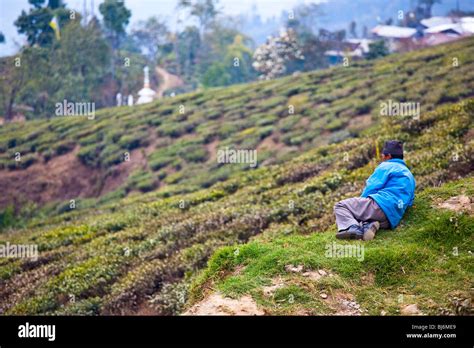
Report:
0,38,473,315
1,38,473,207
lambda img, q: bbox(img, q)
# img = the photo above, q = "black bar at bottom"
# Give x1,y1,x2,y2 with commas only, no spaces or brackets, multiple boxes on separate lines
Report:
0,316,471,346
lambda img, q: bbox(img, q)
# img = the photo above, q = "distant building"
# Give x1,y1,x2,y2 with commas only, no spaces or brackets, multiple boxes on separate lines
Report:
371,25,418,39
326,16,474,64
420,16,474,47
324,39,373,65
371,17,474,53
346,38,373,54
424,23,464,36
371,25,417,52
419,32,460,47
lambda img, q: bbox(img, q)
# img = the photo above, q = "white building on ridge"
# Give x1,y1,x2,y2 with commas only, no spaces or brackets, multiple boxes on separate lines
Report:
136,66,156,105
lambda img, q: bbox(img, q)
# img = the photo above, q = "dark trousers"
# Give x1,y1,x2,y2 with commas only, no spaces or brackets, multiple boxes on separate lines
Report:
334,197,390,231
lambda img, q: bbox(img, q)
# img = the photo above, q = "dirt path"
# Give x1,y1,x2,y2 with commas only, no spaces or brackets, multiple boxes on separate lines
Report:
155,66,184,98
183,293,265,315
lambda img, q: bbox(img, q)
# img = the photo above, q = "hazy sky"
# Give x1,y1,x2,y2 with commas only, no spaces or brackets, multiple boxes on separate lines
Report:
0,0,327,56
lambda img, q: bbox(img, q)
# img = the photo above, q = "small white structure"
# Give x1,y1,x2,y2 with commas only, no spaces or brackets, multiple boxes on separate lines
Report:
127,94,134,106
116,92,122,107
136,66,156,105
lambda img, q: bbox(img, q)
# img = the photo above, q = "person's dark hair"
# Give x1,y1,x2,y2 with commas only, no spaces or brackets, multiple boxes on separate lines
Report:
382,140,404,159
390,153,403,160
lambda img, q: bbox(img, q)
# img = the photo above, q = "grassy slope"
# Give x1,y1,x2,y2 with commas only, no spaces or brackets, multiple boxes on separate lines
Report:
1,37,474,214
188,177,473,315
0,39,473,315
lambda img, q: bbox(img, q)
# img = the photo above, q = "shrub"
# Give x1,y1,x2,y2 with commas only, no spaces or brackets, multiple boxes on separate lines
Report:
288,94,309,114
255,114,277,126
0,205,16,231
158,123,188,138
149,281,189,315
355,101,372,115
7,138,17,148
329,130,351,144
180,146,208,163
259,96,287,110
127,170,156,192
19,153,37,169
101,144,125,166
79,132,103,146
118,131,148,150
105,129,124,143
257,126,274,140
279,116,302,133
325,118,345,131
77,144,102,167
149,156,173,171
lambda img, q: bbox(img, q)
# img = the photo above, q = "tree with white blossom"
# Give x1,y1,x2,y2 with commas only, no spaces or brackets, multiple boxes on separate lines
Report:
252,29,304,80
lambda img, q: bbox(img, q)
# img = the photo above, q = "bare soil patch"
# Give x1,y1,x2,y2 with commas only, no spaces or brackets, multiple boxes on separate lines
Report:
183,293,264,315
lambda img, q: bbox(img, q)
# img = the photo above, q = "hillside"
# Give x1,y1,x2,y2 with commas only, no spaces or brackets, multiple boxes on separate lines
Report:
1,37,474,215
0,38,473,315
187,177,473,315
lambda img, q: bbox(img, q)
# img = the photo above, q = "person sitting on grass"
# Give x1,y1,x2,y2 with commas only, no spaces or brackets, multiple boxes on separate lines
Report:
333,140,416,241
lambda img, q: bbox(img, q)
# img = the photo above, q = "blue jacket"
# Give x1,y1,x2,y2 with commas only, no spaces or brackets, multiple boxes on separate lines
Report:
361,159,416,229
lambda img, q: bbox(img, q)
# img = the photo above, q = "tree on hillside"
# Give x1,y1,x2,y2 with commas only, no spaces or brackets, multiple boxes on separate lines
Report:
349,21,357,38
362,25,368,38
318,28,346,42
252,29,304,80
5,0,71,119
51,21,111,109
132,16,170,62
1,18,114,120
294,35,330,73
99,0,131,50
175,26,201,82
417,0,442,19
224,35,255,84
160,15,255,89
198,22,247,73
285,3,322,35
178,0,220,34
0,48,42,121
284,4,329,74
201,34,255,87
366,40,389,60
172,0,220,85
14,0,71,47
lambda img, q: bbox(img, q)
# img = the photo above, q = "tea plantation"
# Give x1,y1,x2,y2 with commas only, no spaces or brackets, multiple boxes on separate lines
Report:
0,38,473,315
